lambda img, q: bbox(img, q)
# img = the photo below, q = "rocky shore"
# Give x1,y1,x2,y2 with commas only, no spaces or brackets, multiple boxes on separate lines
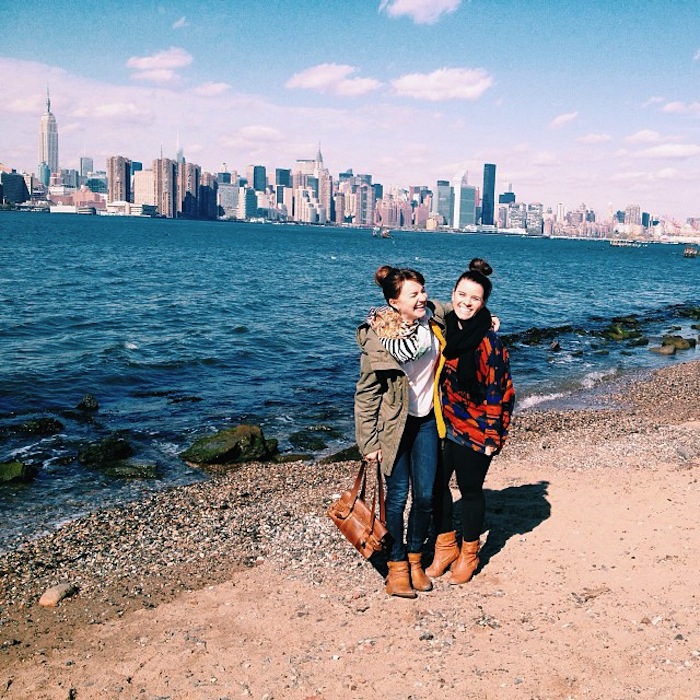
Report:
1,361,700,699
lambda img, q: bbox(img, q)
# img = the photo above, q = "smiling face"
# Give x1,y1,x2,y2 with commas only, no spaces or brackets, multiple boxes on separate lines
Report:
452,278,485,321
389,280,428,324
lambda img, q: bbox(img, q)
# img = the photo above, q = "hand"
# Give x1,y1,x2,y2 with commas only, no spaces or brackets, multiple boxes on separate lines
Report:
491,315,500,332
364,449,382,463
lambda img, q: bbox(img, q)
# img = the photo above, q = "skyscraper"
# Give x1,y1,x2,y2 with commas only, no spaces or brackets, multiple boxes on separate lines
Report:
433,180,453,226
452,172,477,229
106,155,132,203
481,163,496,226
38,88,59,181
154,158,177,218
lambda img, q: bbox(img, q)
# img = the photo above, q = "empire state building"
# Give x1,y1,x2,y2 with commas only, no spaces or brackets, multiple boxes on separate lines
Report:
38,88,59,181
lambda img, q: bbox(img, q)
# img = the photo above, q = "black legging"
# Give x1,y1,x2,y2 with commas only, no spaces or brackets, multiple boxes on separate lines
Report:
434,440,492,542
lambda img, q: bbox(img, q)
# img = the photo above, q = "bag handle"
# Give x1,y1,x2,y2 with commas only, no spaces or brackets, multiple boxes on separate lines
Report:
363,459,386,533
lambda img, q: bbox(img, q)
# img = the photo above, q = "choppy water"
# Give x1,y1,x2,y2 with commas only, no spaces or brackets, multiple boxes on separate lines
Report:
1,213,698,550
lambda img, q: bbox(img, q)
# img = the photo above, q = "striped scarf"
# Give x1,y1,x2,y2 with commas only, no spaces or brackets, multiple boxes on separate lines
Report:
367,306,433,364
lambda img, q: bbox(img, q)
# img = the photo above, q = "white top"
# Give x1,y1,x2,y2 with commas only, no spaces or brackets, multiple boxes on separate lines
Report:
402,324,439,417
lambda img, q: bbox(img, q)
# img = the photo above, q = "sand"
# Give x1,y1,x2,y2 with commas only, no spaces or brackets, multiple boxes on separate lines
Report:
1,362,699,700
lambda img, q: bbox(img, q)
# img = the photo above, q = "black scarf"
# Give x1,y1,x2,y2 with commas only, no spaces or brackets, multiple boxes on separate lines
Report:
444,306,491,400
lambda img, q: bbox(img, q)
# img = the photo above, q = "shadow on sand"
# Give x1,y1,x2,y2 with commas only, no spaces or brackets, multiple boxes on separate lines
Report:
368,480,551,579
477,480,551,569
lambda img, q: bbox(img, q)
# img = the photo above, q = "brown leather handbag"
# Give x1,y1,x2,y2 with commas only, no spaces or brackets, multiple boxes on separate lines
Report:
327,459,389,559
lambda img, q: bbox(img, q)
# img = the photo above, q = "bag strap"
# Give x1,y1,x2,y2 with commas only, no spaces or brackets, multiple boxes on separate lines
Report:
365,459,386,532
375,460,386,523
349,459,368,503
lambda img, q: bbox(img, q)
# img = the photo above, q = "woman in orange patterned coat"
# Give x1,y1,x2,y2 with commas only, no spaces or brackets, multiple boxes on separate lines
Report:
426,258,515,584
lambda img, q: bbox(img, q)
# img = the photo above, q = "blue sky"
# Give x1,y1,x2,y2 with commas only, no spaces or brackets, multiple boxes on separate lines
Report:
1,0,699,220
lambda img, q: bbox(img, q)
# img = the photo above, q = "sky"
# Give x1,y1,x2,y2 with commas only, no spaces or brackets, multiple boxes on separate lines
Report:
1,0,699,220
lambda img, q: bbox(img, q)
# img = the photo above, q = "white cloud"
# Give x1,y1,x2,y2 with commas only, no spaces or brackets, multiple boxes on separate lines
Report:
73,102,151,121
610,170,650,182
127,47,193,82
193,82,231,98
634,143,700,159
379,0,461,24
4,96,43,114
391,67,492,101
286,63,382,97
642,96,664,107
223,125,286,148
662,100,700,116
656,167,681,180
172,16,189,29
131,69,180,84
576,133,611,144
549,111,578,128
625,129,661,144
532,151,560,166
694,49,700,61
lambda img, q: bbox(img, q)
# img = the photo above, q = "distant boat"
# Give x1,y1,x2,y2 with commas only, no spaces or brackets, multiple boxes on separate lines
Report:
372,226,393,238
609,240,644,248
683,244,699,258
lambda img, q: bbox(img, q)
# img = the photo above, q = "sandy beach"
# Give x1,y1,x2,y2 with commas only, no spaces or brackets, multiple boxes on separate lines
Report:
1,361,700,700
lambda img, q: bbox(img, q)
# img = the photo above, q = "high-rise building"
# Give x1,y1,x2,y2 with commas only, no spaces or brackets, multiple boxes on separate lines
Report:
198,171,218,220
38,88,59,181
275,168,292,188
133,169,156,206
481,164,496,226
177,161,201,218
452,172,477,229
624,204,641,226
106,155,132,203
0,170,30,204
433,180,453,226
153,158,177,218
246,165,267,192
79,157,93,182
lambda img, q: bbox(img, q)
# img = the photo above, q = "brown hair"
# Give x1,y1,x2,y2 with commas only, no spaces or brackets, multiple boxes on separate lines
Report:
374,265,425,304
453,258,493,301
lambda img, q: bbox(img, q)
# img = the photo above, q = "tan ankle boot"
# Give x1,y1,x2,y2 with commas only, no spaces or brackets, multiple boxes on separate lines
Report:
407,553,433,592
449,539,480,585
385,560,417,598
425,531,460,578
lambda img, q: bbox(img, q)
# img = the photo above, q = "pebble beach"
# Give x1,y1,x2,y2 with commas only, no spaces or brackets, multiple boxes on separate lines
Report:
1,361,700,699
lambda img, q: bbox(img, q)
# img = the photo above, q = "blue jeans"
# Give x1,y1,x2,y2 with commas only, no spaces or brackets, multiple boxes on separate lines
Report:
384,412,438,561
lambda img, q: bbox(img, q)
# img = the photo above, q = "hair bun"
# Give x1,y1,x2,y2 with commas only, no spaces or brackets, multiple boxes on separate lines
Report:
374,265,392,286
469,258,492,277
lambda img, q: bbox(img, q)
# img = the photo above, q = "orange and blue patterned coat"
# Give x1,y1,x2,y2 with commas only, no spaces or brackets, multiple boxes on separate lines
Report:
438,330,515,454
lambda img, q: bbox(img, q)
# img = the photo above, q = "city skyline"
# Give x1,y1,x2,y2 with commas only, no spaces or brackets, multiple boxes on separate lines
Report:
1,1,699,220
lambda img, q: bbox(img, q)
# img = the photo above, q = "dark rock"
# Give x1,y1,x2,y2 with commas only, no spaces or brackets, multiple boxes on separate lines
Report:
101,462,159,479
76,393,99,412
680,306,700,320
662,335,693,350
16,417,64,436
78,434,134,466
501,324,575,347
627,336,649,347
600,322,642,341
0,460,39,484
180,424,277,466
549,341,561,352
274,453,313,463
650,345,676,356
289,425,343,451
318,444,362,464
289,431,327,451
